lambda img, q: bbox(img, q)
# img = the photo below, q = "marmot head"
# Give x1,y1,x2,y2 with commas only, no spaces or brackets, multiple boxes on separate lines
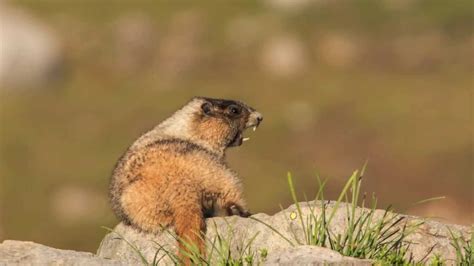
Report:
193,97,263,150
140,97,262,154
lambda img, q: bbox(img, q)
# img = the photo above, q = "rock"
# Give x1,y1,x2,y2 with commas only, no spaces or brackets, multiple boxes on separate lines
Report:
98,224,177,265
97,201,471,265
265,246,372,265
0,240,123,266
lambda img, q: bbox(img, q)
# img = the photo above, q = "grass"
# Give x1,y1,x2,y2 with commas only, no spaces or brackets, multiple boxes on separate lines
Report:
428,253,445,266
253,166,430,265
447,226,473,266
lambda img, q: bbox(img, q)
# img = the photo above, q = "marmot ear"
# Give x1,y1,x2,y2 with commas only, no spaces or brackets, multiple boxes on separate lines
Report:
201,102,212,115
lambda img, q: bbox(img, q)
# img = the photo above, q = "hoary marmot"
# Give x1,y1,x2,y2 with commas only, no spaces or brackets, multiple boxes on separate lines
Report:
109,97,263,262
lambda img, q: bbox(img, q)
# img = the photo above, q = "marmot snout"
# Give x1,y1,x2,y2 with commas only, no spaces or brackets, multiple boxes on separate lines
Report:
109,97,262,263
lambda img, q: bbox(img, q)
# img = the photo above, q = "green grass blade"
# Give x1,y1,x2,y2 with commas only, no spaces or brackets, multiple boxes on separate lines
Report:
287,172,308,243
326,170,359,226
413,196,446,205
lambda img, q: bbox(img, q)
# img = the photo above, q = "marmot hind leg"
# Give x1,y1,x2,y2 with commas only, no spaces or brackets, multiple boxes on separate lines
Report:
120,180,174,233
173,203,206,265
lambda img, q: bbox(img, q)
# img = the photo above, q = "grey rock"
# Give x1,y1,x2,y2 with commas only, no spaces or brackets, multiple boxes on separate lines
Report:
0,240,123,266
264,246,372,265
98,224,177,265
97,201,471,265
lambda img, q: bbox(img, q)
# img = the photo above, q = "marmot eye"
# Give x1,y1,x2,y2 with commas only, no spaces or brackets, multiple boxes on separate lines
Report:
228,105,241,115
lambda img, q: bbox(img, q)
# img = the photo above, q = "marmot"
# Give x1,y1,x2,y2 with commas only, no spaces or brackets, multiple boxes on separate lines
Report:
109,97,263,262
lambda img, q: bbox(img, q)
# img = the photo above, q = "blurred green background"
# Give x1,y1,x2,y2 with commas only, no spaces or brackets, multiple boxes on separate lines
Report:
1,0,472,252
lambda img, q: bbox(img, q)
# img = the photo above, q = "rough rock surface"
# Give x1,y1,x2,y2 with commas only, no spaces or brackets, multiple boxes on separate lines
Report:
0,240,122,266
264,246,372,265
97,201,471,265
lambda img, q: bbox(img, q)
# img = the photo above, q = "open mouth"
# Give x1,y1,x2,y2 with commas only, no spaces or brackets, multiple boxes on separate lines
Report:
228,111,263,147
242,123,259,143
228,123,260,147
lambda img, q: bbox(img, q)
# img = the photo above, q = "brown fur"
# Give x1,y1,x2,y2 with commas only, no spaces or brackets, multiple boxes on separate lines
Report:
109,97,262,264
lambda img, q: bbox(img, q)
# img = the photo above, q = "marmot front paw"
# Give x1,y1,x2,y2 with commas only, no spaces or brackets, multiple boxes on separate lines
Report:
226,204,252,217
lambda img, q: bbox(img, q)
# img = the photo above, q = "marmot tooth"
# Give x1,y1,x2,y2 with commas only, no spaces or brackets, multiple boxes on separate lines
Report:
253,126,257,132
243,137,250,142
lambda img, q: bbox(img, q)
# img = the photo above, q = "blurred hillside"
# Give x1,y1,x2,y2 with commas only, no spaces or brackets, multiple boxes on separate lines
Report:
0,0,472,252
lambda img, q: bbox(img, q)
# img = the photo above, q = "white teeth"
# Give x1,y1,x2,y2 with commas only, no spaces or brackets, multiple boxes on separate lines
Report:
243,137,250,142
253,126,257,132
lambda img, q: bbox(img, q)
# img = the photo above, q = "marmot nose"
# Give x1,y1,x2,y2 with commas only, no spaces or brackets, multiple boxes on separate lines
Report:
255,112,263,124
